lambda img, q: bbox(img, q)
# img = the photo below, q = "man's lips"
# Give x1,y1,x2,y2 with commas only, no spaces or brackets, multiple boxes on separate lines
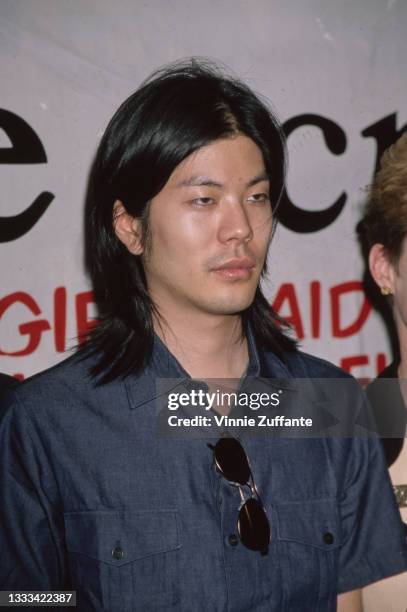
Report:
211,258,256,279
213,258,256,270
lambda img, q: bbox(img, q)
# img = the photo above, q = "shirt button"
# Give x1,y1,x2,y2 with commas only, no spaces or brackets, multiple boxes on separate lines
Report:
112,546,125,560
323,532,334,545
228,534,239,547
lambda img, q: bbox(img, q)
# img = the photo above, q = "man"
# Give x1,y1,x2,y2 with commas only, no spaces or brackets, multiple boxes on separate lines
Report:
0,59,406,611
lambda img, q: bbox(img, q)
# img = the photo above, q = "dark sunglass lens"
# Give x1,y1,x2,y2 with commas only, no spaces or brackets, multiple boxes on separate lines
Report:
214,438,251,485
238,498,270,552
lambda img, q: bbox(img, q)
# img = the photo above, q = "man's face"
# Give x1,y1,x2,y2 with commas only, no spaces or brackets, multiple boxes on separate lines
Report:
141,134,273,317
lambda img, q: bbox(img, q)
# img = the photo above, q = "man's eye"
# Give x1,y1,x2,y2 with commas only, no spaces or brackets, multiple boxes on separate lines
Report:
248,193,270,204
191,197,214,207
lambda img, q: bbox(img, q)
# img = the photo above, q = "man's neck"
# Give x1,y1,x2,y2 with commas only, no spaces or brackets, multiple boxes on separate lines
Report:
154,312,249,380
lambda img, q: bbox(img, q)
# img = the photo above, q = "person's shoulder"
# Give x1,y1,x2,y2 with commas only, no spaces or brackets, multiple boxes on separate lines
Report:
281,347,352,379
18,351,93,394
8,350,116,419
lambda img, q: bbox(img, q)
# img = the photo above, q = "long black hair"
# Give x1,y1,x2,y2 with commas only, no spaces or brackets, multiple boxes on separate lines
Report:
83,58,296,382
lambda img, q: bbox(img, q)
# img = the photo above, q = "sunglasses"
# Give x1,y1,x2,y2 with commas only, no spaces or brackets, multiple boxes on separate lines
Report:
208,437,271,555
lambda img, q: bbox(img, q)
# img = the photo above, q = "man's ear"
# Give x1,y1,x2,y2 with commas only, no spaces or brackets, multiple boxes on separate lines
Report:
113,200,144,255
368,243,395,293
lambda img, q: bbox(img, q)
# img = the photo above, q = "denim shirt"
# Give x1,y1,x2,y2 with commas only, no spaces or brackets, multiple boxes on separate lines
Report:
1,331,406,611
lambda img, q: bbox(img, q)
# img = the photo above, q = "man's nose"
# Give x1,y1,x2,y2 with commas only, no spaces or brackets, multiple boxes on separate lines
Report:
217,200,253,244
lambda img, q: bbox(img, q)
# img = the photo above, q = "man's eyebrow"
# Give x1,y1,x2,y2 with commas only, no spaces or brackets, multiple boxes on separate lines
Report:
176,172,269,189
246,172,269,187
176,176,223,188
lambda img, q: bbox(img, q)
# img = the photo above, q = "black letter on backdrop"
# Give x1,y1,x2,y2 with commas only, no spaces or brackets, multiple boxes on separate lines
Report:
0,109,54,242
279,114,347,233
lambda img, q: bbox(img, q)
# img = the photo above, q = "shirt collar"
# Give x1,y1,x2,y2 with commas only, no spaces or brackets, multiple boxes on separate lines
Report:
124,322,293,410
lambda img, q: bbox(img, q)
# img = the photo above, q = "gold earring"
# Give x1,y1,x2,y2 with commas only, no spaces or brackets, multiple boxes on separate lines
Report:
380,286,393,296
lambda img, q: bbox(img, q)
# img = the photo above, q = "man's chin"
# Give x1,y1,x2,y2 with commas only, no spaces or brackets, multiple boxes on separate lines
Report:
202,295,255,316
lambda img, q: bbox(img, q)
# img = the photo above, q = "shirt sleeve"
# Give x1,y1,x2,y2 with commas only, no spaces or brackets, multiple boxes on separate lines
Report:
337,433,407,592
0,389,67,590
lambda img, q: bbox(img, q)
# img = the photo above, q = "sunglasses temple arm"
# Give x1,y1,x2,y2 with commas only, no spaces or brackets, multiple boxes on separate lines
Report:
249,474,266,507
238,486,246,503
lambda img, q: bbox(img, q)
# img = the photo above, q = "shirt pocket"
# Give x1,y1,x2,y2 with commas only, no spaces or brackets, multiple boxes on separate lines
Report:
64,509,181,612
275,499,341,611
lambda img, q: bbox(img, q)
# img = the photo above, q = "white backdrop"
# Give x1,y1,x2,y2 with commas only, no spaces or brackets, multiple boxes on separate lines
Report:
1,0,407,380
